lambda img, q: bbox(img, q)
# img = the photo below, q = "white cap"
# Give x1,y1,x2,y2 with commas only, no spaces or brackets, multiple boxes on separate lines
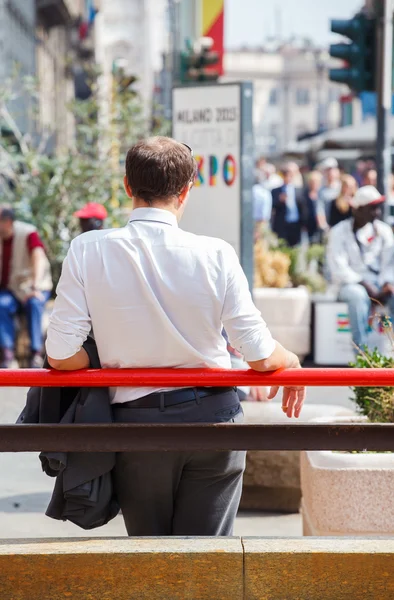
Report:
317,157,338,171
351,185,385,209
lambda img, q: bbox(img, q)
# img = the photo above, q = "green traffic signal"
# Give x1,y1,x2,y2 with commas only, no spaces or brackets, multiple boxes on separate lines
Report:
329,14,376,93
329,42,361,62
180,45,220,84
331,18,362,39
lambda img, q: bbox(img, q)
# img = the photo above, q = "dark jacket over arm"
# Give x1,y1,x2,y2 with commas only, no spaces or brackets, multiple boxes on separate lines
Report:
17,336,119,530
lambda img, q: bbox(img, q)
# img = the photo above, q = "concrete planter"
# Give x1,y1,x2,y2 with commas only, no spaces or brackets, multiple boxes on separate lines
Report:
253,287,311,360
301,417,394,536
240,404,354,513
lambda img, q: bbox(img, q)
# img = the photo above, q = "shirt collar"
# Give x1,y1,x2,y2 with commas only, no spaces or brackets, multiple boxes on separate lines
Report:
128,207,178,228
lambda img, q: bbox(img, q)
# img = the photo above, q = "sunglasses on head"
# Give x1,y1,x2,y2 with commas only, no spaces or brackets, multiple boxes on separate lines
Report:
182,143,193,157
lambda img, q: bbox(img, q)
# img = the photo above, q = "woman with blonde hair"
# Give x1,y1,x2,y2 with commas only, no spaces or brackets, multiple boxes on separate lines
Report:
329,174,357,228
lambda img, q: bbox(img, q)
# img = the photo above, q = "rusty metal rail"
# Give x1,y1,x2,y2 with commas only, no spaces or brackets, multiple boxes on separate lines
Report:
1,423,394,452
1,367,394,452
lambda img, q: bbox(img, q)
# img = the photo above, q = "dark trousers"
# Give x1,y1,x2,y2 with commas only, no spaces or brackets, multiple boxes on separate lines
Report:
113,388,246,537
0,290,51,352
284,221,301,247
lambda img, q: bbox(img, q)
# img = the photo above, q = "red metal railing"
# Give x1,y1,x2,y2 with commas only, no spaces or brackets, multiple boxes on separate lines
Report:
2,367,394,452
2,367,394,387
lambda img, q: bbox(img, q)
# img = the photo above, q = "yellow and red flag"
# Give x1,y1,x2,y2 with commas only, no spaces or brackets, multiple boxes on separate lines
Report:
201,0,224,75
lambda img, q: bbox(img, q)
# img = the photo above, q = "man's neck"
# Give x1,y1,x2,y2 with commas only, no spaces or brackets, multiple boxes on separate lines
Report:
353,219,370,233
132,199,181,222
132,200,175,213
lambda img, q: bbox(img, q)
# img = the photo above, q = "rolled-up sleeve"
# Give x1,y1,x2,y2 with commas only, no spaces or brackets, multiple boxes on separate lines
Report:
46,239,91,360
221,245,275,361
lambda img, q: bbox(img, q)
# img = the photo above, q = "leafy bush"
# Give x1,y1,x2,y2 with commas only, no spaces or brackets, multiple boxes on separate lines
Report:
254,226,326,292
351,316,394,423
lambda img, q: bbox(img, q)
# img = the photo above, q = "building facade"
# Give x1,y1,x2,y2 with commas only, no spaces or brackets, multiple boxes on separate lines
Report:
94,0,167,119
36,0,84,149
0,0,86,146
0,0,36,133
224,43,348,157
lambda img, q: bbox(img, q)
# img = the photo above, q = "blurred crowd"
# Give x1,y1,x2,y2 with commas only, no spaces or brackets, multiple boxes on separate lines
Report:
253,156,394,352
252,156,392,247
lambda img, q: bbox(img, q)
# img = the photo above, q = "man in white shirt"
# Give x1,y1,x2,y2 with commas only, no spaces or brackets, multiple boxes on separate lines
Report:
46,136,305,537
327,185,394,350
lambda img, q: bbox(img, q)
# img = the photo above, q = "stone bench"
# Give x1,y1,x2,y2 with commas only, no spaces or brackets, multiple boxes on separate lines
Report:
240,401,355,513
253,287,311,360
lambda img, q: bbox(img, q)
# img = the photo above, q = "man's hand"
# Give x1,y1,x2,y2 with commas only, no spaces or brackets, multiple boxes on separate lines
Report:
247,343,306,418
360,281,380,299
279,192,287,204
25,290,45,302
267,384,306,419
379,283,394,303
248,386,270,402
267,355,305,419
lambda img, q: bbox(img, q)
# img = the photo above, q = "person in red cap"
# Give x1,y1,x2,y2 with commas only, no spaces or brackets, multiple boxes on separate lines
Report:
74,203,108,234
327,185,394,350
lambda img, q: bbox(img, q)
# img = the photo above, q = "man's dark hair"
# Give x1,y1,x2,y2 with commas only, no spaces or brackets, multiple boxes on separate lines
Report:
0,205,15,222
125,136,196,204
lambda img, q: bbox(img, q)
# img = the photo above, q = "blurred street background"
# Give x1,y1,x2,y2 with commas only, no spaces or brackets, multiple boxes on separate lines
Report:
0,0,392,540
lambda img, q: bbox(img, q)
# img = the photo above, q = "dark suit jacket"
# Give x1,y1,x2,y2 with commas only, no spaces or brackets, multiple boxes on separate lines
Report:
271,185,306,241
17,336,120,530
303,190,318,239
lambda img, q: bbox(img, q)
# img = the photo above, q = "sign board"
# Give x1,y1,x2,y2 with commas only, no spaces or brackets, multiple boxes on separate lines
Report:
314,302,393,365
172,82,254,288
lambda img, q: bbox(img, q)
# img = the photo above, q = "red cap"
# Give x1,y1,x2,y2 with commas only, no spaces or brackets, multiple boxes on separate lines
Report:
74,203,108,220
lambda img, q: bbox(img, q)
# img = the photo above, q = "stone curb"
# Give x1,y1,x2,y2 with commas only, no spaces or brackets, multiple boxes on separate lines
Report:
1,537,394,599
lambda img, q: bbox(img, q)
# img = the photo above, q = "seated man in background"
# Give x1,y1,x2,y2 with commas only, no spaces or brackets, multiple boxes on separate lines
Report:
327,186,394,350
0,206,52,368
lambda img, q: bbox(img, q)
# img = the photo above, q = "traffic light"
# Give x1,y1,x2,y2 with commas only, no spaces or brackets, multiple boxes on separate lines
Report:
180,37,220,83
329,13,376,93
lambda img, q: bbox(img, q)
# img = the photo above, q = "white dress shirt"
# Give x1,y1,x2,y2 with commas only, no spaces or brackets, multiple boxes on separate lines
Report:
46,208,275,403
327,218,394,287
252,184,272,222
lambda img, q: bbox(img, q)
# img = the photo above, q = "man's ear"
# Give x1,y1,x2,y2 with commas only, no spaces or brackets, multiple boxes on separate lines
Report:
178,181,193,205
124,176,133,199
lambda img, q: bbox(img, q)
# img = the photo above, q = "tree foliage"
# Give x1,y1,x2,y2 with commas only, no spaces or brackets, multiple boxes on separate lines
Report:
0,68,169,284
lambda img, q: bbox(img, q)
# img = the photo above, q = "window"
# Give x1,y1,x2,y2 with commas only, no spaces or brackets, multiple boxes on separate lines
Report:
295,88,310,105
269,88,279,106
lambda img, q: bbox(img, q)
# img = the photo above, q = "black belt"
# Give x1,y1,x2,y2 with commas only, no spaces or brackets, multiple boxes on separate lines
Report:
113,386,235,409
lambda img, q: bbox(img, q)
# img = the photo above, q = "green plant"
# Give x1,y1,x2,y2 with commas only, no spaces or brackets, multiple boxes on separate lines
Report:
256,227,327,292
351,315,394,423
0,68,169,286
306,243,325,265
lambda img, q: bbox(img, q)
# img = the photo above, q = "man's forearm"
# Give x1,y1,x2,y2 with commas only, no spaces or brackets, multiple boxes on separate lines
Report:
48,347,90,371
31,248,46,288
247,341,299,372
